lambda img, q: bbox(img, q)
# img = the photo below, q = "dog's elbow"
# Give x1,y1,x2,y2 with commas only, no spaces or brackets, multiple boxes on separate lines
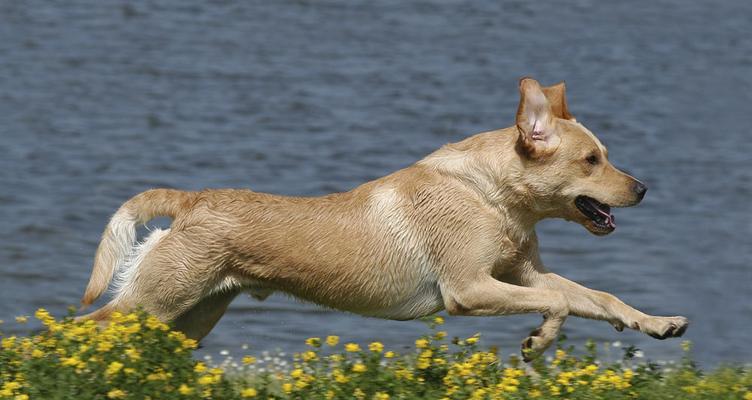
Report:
444,292,479,316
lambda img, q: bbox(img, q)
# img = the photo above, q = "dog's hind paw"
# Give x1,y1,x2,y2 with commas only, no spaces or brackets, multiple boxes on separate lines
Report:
520,328,554,362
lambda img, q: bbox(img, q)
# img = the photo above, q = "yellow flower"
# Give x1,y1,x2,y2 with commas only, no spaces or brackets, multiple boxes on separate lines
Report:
529,389,542,398
15,316,28,324
326,336,339,346
242,356,256,365
123,323,141,335
145,315,168,331
465,335,479,345
744,392,752,400
352,363,367,373
345,343,361,352
302,350,317,361
395,368,413,381
584,364,599,374
124,347,141,361
106,361,124,376
182,338,198,349
240,388,258,398
435,331,447,340
107,389,126,399
384,351,396,358
471,388,486,399
194,362,207,373
2,382,21,393
502,384,518,393
97,341,114,352
15,395,29,400
415,339,429,349
291,368,304,379
305,337,321,347
178,384,194,395
34,308,54,325
333,369,350,384
282,383,293,394
375,392,390,400
31,349,44,358
146,370,172,381
61,356,84,368
1,336,16,349
434,316,444,325
198,375,216,385
368,342,384,353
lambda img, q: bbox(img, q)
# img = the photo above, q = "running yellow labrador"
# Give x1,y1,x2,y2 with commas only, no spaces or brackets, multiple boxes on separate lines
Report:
79,77,688,360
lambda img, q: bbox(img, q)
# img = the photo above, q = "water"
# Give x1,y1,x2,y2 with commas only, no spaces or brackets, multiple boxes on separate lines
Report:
1,1,750,367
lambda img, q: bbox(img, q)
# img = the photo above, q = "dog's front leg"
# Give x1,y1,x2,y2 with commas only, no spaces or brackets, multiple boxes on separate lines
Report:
521,268,689,340
442,275,569,361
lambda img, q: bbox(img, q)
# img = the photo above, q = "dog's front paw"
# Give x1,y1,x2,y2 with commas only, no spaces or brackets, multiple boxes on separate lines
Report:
640,316,689,340
520,328,555,362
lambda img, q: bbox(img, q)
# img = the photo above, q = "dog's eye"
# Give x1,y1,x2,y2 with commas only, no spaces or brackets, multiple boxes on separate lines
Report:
586,155,599,165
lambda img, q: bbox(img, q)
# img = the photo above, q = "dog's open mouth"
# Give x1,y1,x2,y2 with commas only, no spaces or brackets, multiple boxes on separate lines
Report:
575,196,615,231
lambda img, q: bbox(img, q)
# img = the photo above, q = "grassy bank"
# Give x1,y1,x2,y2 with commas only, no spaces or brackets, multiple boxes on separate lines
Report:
0,310,750,399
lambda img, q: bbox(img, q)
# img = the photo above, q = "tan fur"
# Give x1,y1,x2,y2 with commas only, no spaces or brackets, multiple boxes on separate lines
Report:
79,78,688,360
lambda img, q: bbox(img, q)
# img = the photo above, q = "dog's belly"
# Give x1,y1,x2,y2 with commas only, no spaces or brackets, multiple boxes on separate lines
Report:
216,271,444,321
360,281,445,320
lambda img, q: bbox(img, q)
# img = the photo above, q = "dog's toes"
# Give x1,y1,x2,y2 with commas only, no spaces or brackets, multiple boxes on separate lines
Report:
521,337,537,362
647,317,689,340
520,334,551,362
675,322,689,337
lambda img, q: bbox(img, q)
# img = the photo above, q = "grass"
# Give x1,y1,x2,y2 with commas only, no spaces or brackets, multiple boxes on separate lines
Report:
1,310,750,399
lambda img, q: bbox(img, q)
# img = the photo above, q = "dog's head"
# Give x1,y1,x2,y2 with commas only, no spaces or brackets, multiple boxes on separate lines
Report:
513,78,646,235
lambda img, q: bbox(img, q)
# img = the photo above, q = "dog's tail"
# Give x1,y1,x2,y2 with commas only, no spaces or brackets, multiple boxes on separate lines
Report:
80,188,197,309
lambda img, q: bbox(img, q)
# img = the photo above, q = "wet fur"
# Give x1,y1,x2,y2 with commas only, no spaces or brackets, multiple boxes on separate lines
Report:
79,78,688,360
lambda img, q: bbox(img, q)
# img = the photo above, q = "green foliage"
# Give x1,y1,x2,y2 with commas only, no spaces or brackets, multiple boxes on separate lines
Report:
0,310,237,399
1,312,751,399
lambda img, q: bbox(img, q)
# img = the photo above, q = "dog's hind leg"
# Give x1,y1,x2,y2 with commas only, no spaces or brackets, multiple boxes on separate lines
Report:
172,289,240,341
85,228,234,340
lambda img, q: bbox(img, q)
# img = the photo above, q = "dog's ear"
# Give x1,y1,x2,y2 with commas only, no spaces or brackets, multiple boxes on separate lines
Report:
516,77,561,158
542,81,574,120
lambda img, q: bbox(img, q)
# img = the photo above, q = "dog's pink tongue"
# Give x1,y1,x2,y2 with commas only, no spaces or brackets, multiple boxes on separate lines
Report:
595,206,616,229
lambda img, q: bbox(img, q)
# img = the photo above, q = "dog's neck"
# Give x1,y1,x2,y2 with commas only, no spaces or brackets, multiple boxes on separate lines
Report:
418,127,542,239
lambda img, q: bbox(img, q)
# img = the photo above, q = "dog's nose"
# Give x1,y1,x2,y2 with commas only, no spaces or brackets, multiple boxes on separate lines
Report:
632,181,647,201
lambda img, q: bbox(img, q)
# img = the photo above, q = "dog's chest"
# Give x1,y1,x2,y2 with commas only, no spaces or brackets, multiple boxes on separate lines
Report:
492,235,533,276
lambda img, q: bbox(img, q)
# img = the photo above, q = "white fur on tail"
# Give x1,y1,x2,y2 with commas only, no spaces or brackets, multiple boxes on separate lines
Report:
111,228,171,299
107,209,139,283
81,188,191,308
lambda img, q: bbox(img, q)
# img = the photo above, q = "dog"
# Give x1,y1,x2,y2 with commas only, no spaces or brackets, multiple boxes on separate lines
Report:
79,77,688,360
